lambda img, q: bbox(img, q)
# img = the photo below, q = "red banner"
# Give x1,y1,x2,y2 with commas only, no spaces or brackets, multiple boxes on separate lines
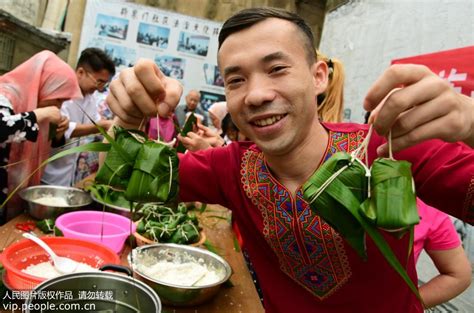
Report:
392,46,474,98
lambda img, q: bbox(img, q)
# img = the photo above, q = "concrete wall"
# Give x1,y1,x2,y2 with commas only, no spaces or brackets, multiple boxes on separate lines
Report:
1,0,43,26
0,9,69,73
319,0,474,122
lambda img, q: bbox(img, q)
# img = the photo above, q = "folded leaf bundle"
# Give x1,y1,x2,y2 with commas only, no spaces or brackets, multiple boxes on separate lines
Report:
86,183,138,211
176,112,197,153
48,123,57,141
124,140,179,203
95,127,145,189
137,202,201,244
303,153,422,302
303,152,369,259
360,158,419,231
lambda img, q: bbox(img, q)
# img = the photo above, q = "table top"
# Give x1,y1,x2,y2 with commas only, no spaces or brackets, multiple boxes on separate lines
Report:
0,206,264,313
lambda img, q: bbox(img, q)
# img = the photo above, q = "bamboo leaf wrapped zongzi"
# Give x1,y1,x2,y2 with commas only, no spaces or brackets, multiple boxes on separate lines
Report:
124,140,179,203
303,152,369,259
95,127,145,189
360,158,419,232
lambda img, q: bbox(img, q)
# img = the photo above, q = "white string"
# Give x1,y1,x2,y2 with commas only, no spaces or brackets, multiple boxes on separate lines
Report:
309,124,375,204
156,113,160,141
308,164,349,204
168,156,173,196
388,129,394,160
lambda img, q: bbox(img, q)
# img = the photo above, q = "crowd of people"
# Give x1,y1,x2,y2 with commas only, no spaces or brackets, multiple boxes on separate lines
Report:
0,6,472,313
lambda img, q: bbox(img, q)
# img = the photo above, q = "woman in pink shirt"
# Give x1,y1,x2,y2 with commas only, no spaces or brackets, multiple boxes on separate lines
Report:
414,198,471,309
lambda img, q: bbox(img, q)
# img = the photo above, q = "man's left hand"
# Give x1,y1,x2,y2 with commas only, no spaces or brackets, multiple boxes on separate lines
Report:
364,64,474,155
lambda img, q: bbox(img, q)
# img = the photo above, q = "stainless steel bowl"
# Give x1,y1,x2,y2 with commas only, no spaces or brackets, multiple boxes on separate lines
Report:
19,185,92,219
25,268,162,313
128,243,232,306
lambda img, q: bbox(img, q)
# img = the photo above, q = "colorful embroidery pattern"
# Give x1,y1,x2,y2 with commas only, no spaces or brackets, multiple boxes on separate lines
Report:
241,129,366,299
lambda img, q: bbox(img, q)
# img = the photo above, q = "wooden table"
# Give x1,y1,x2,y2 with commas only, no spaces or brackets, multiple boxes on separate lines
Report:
0,206,264,313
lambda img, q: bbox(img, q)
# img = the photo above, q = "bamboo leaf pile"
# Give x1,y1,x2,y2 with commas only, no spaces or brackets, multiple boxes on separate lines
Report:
136,202,201,244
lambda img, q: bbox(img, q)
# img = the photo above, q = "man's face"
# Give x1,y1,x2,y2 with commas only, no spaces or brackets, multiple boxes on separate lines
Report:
185,91,200,110
218,18,326,156
77,67,111,95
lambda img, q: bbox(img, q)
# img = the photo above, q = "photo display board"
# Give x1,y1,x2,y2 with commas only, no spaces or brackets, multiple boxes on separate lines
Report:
79,0,225,110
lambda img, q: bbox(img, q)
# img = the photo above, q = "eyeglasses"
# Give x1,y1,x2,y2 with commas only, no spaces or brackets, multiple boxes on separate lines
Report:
84,70,109,89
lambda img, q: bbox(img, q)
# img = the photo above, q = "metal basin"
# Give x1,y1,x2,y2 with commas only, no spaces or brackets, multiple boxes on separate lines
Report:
19,185,92,219
129,243,232,306
25,269,162,313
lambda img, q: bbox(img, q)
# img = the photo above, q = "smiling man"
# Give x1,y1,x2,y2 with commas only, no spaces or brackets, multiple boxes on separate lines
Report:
105,8,474,313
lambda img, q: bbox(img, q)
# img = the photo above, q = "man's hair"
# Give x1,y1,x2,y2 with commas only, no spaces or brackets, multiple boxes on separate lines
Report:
77,47,116,76
218,7,317,65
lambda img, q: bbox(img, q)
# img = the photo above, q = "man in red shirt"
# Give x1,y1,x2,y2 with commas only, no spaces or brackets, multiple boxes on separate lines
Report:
105,8,474,313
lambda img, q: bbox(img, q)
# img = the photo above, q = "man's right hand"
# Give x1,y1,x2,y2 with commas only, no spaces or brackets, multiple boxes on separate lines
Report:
107,59,183,129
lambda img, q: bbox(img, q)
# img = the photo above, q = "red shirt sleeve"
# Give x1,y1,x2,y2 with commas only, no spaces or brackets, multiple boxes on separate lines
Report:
178,142,251,208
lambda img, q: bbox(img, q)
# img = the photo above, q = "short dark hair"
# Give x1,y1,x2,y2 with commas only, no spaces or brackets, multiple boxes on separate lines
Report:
218,7,317,65
77,47,116,76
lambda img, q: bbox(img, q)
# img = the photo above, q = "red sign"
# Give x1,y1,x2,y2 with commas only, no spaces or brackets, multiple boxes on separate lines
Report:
392,46,474,98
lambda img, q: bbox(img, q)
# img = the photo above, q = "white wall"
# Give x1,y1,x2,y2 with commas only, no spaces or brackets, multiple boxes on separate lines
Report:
319,0,474,123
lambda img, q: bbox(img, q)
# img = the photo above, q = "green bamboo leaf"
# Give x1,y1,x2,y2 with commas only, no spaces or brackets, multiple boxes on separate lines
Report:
223,278,234,288
1,142,110,209
344,200,422,302
70,101,133,164
360,158,419,230
176,112,197,153
232,234,241,252
71,101,126,159
199,203,208,213
406,226,415,266
303,152,422,303
86,183,138,211
124,140,179,203
303,152,368,259
48,123,57,141
203,239,220,255
95,127,145,189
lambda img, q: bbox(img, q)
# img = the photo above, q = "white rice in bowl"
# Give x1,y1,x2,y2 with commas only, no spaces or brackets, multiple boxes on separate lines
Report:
131,249,225,287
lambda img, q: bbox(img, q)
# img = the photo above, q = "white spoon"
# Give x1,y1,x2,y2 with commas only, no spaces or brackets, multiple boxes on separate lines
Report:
22,232,78,274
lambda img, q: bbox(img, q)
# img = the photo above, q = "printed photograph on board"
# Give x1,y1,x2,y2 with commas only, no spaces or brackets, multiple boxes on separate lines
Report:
95,14,129,40
155,55,185,80
137,23,170,48
177,31,210,57
199,90,226,111
203,63,224,87
105,44,136,68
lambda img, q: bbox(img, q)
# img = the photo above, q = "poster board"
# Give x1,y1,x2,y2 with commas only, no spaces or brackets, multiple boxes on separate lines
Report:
78,0,225,110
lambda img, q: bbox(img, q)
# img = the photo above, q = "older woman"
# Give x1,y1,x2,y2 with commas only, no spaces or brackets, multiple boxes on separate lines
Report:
207,101,227,133
0,50,81,221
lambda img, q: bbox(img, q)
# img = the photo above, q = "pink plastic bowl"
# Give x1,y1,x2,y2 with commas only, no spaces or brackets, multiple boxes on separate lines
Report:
55,210,136,253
